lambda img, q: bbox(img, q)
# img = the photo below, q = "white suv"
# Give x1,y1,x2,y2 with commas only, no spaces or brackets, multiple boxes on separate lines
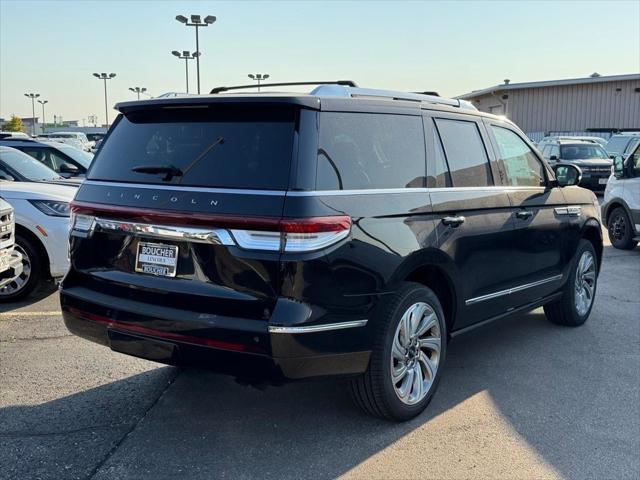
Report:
0,182,76,301
602,143,640,249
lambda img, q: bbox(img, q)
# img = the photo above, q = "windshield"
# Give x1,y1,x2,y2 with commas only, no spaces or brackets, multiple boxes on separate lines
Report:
49,133,75,139
606,136,632,155
0,148,61,181
560,144,609,160
55,145,93,168
88,105,295,189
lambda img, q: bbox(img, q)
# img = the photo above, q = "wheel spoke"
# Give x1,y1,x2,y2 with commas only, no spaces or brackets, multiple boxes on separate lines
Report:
415,311,436,337
400,311,412,346
418,351,436,381
392,363,408,384
397,367,414,399
392,335,406,361
419,336,440,355
411,366,423,402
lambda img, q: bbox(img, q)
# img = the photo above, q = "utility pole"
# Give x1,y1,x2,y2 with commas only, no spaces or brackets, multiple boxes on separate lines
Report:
175,14,216,94
248,73,270,92
92,73,116,127
24,93,40,135
37,99,48,134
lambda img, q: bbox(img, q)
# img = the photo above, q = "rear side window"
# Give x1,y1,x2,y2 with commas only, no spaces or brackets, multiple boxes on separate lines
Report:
434,118,492,187
317,113,425,190
88,105,295,189
490,126,545,187
427,127,452,188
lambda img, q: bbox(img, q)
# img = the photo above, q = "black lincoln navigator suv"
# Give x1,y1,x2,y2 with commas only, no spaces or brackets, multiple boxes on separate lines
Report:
61,81,603,421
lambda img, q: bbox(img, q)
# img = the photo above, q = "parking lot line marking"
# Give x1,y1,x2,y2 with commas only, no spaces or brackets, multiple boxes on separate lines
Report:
0,311,61,318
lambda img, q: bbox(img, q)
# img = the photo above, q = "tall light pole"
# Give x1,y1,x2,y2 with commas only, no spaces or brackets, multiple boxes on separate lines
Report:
92,73,116,127
172,50,199,93
24,93,40,136
37,99,48,134
175,14,216,94
248,74,270,92
129,87,147,100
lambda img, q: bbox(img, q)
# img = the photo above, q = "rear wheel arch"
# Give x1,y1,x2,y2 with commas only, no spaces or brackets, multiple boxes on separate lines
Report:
581,221,603,270
404,264,457,333
14,224,52,279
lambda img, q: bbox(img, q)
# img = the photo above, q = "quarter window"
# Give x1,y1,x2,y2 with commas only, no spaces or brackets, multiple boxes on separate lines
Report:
491,126,546,187
317,113,426,190
434,119,492,187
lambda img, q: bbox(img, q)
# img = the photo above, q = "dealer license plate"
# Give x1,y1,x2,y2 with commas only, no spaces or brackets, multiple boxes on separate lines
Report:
598,178,608,185
135,242,179,277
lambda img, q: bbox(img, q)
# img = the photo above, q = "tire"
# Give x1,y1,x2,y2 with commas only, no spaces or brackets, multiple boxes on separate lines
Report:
607,207,638,250
0,234,43,302
349,282,447,421
544,239,598,327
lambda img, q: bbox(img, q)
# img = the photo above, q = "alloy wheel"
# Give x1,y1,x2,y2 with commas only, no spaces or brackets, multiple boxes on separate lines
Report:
390,302,441,405
0,244,31,297
609,213,626,242
574,250,596,316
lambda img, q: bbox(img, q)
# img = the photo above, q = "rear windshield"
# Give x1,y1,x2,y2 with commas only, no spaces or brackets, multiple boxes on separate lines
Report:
560,144,609,160
88,105,296,189
605,136,630,155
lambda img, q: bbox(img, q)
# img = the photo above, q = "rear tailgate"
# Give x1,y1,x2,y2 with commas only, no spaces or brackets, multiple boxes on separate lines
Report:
65,103,297,322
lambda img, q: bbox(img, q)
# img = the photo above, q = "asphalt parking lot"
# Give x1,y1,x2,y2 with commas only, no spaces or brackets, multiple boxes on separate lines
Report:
1,228,639,480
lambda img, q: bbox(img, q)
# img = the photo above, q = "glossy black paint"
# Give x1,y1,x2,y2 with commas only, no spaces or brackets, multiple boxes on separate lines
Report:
60,97,603,381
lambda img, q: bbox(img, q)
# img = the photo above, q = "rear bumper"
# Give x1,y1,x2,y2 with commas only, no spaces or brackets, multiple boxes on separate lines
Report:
59,286,371,381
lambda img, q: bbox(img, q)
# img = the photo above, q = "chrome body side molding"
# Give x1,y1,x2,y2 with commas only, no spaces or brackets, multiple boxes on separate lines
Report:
465,275,563,306
268,319,368,334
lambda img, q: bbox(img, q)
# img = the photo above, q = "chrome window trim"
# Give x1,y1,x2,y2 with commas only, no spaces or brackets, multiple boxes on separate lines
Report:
268,319,368,334
465,274,563,306
83,180,548,197
91,218,236,245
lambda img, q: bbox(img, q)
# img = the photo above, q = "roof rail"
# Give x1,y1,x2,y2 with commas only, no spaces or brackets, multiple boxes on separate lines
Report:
310,85,478,111
210,80,357,94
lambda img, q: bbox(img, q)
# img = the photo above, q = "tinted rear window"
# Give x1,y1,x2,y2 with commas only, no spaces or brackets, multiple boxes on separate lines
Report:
605,136,630,155
434,118,492,187
88,105,295,189
316,112,425,190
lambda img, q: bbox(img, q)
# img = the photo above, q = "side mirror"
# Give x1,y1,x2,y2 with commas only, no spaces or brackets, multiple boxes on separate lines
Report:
0,174,15,181
612,155,625,179
549,155,558,161
553,163,582,187
59,162,79,175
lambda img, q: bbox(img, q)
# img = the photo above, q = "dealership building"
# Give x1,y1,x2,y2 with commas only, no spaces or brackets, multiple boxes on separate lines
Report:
457,73,640,141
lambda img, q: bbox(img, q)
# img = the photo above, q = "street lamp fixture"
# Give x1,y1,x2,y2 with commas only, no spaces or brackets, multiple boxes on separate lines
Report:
172,50,199,93
129,87,148,100
248,73,270,92
92,72,117,127
175,13,217,94
37,99,48,134
24,93,40,136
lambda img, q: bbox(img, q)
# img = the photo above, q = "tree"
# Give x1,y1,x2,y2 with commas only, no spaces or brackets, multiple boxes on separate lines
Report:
2,115,24,132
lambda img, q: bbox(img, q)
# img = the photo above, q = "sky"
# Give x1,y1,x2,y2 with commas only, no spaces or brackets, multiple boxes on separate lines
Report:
1,0,639,125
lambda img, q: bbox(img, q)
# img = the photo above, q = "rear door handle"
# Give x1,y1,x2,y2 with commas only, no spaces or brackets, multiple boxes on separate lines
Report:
441,216,465,227
515,210,534,220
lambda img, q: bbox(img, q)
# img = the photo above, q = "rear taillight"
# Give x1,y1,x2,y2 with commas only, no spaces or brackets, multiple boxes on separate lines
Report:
231,216,352,252
70,202,351,253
